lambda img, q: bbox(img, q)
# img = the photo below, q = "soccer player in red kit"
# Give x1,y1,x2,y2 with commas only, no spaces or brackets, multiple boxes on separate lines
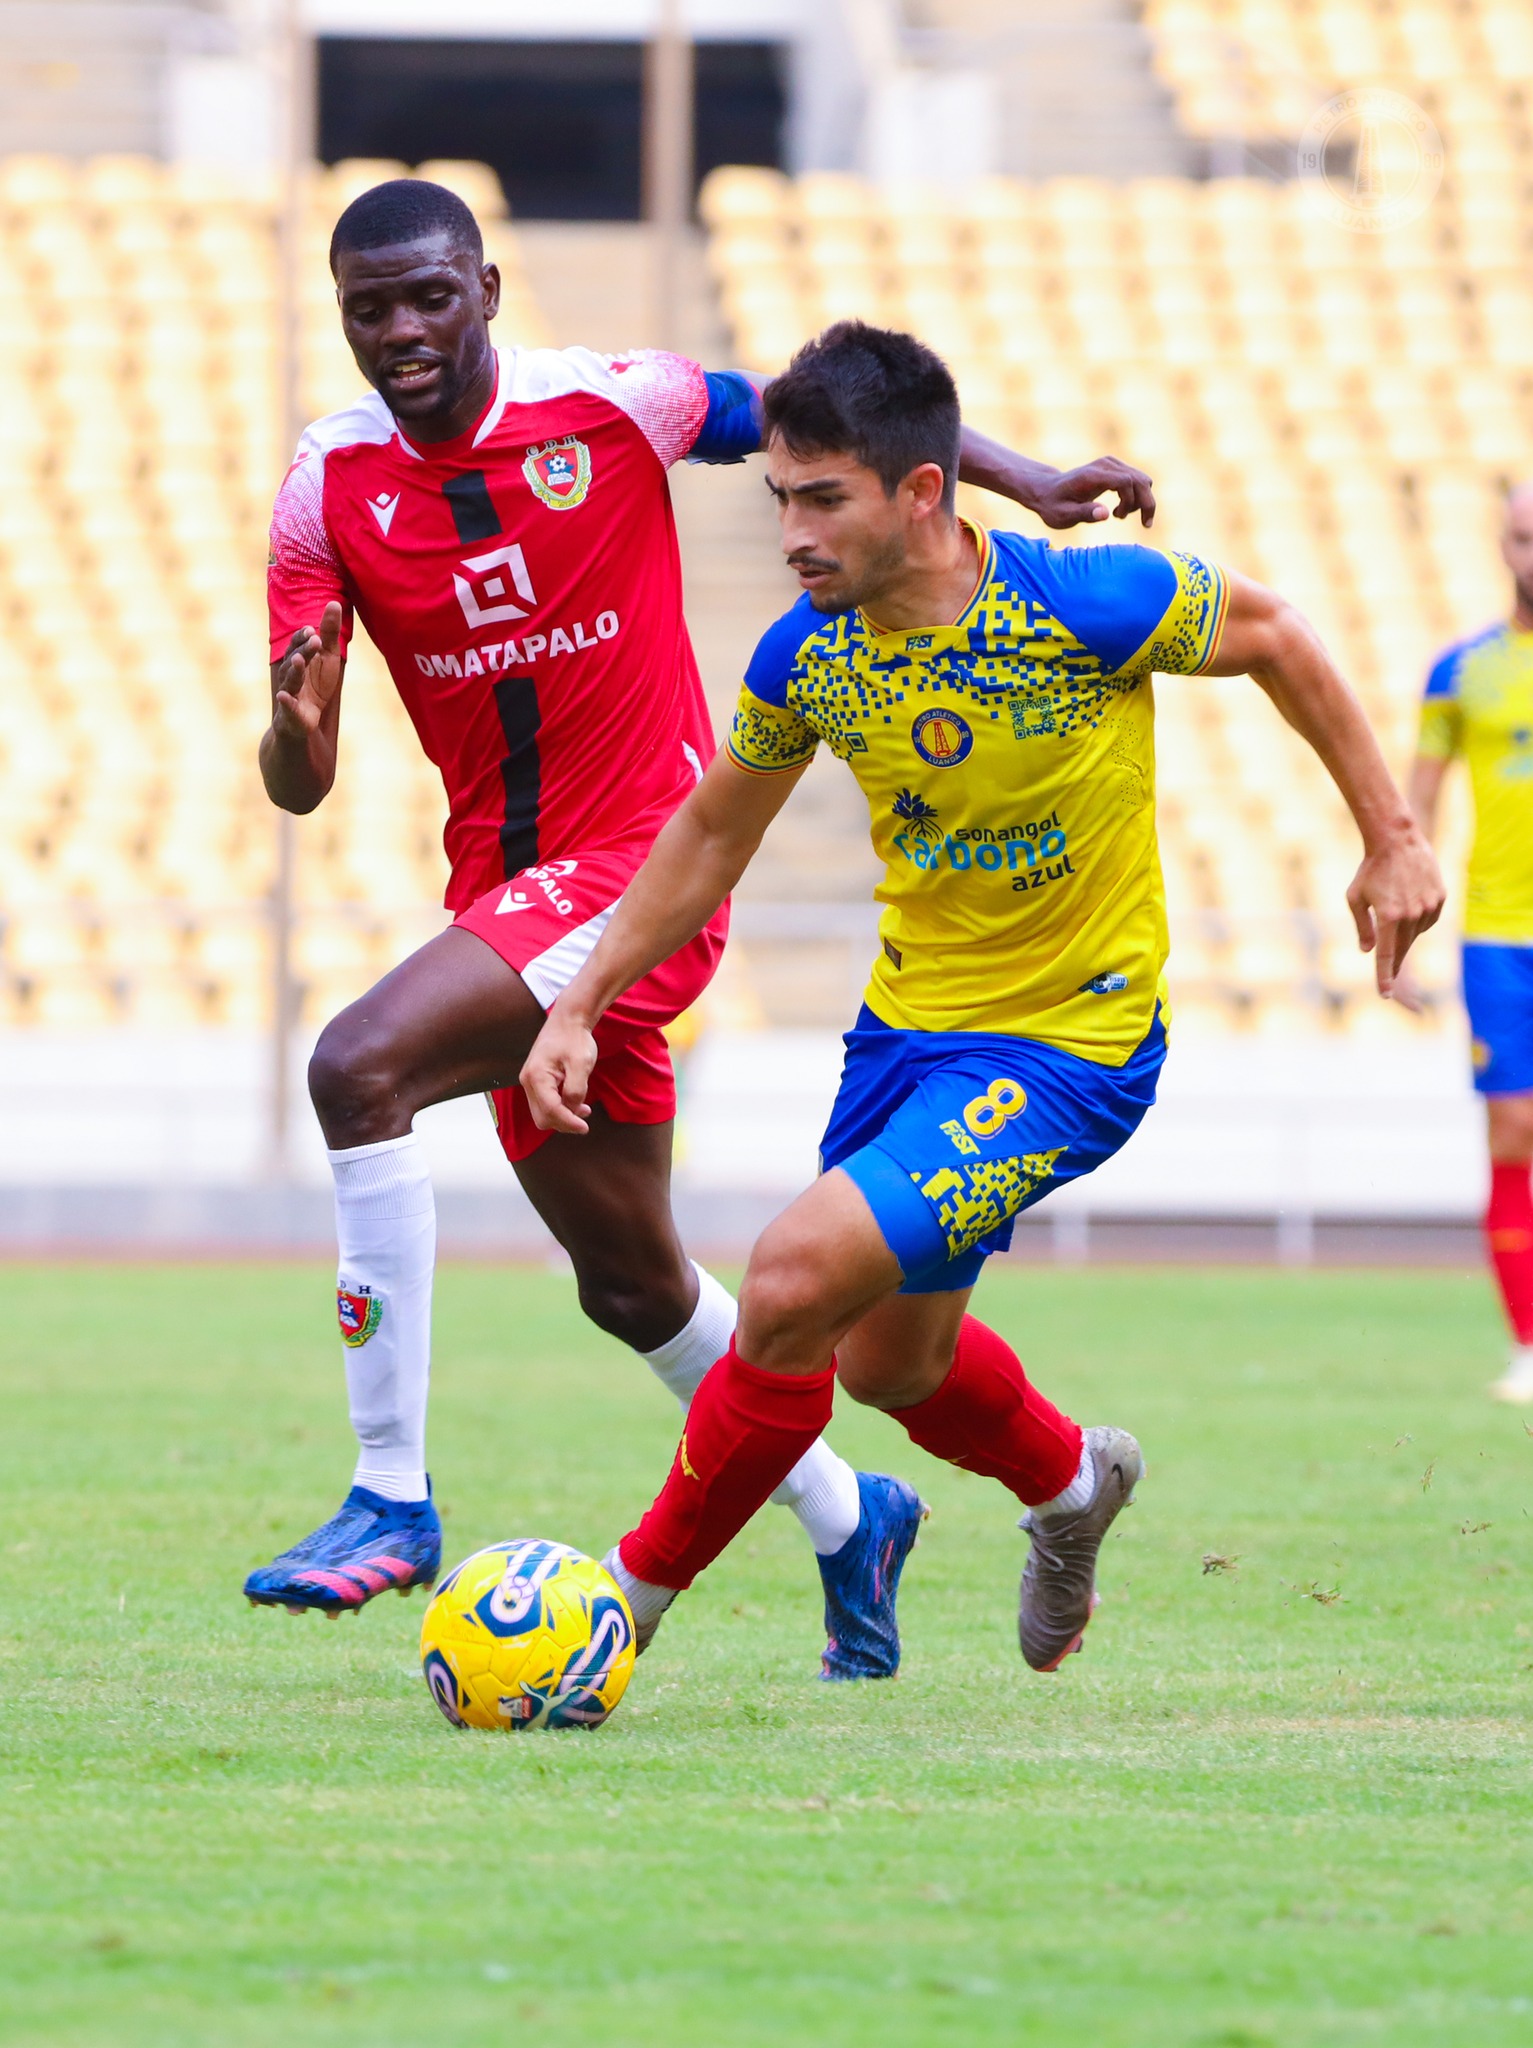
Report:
245,179,1158,1675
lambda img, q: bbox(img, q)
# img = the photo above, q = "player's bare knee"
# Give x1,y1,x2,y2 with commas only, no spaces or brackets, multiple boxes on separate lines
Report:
840,1370,924,1411
575,1265,694,1352
835,1349,899,1407
307,1016,406,1145
737,1238,831,1356
1488,1091,1533,1163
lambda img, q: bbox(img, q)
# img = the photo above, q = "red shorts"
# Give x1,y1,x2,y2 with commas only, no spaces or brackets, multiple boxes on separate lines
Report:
452,848,728,1163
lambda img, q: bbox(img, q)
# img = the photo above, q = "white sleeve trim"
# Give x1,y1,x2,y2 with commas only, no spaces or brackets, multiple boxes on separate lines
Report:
484,345,708,466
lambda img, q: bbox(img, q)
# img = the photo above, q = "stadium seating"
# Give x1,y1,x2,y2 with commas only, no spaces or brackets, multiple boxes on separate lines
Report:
701,161,1512,1030
0,154,549,1030
0,139,1502,1041
1144,0,1533,146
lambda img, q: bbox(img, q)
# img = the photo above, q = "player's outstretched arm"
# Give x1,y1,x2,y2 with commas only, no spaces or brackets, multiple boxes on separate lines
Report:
1206,572,1445,997
259,599,346,814
956,429,1157,530
520,751,809,1134
733,371,1154,528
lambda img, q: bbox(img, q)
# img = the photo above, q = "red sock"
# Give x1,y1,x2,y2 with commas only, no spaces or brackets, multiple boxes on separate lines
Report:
892,1315,1082,1507
620,1338,836,1590
1487,1161,1533,1343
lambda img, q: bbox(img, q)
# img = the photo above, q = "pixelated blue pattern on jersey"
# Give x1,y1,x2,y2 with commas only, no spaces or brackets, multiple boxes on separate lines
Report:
730,532,1225,1059
244,1484,441,1612
739,537,1220,751
817,1471,927,1682
1462,942,1533,1095
822,1007,1167,1291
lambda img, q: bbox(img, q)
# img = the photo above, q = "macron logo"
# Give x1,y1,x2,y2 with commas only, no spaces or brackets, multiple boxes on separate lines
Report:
454,543,537,629
367,491,401,537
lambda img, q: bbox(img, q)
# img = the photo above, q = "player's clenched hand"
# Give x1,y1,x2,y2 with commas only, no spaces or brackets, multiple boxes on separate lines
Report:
520,1010,599,1135
271,601,345,742
1033,457,1156,530
1346,825,1446,999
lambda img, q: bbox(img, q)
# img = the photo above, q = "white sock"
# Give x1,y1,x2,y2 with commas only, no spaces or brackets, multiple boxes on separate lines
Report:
770,1441,863,1555
638,1261,737,1405
602,1546,675,1631
329,1132,435,1504
637,1262,863,1556
1032,1436,1097,1519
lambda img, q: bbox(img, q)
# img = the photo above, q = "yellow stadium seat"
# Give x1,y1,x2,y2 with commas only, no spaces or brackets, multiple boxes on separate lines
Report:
414,160,508,218
795,173,878,229
1481,5,1533,78
78,155,166,208
1474,277,1533,366
0,154,77,207
698,165,792,229
959,178,1034,229
325,159,412,210
0,151,537,1023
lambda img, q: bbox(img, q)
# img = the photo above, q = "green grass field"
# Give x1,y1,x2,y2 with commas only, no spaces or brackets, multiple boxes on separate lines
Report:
2,1259,1531,2046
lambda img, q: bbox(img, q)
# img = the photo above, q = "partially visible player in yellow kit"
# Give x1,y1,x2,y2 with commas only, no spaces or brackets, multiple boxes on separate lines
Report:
1408,484,1533,1401
521,323,1444,1678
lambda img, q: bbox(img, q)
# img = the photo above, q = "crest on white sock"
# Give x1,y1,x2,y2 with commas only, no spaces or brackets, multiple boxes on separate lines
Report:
338,1285,383,1347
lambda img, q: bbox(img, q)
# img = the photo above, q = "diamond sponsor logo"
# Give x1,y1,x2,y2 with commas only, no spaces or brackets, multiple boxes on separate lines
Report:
453,543,537,629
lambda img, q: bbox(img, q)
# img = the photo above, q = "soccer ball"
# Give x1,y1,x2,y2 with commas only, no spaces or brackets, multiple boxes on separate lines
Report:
419,1539,636,1732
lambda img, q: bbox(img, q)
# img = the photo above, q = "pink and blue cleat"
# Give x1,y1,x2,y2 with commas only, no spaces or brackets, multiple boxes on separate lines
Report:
817,1471,928,1681
244,1484,441,1618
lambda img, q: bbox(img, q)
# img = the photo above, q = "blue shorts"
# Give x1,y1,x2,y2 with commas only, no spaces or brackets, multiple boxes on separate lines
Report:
819,1006,1167,1294
1463,942,1533,1095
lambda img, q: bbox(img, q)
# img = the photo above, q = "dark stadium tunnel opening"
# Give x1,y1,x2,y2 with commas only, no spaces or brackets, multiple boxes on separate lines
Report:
318,37,788,221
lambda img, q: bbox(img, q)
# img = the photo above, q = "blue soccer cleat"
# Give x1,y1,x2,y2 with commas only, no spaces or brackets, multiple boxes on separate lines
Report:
817,1471,928,1681
244,1484,441,1618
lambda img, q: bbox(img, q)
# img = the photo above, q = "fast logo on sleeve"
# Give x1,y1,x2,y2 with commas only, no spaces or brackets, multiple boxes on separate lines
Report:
523,438,592,510
337,1287,383,1347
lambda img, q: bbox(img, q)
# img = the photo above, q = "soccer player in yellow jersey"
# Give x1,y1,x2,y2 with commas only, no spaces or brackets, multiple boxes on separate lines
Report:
1409,483,1533,1402
522,324,1443,1677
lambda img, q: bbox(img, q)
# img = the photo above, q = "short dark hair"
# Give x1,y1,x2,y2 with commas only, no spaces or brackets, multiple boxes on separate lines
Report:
329,178,484,275
763,322,961,508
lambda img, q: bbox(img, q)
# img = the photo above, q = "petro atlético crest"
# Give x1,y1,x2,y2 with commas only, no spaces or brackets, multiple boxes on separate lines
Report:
523,436,592,510
911,706,974,767
337,1286,382,1348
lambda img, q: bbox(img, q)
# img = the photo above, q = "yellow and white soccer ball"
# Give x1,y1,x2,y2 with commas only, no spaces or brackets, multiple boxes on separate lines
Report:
420,1539,636,1732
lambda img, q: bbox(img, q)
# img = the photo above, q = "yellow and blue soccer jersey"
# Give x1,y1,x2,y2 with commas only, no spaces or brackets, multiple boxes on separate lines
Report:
728,526,1229,1064
1419,622,1533,943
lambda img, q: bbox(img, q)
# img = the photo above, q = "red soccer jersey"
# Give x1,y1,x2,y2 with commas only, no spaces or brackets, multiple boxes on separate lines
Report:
267,346,723,914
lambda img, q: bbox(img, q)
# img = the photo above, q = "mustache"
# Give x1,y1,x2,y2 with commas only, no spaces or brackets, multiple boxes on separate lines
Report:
787,551,839,575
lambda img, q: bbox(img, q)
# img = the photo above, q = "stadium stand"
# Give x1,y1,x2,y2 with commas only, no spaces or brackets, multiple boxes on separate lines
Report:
0,141,1499,1043
0,155,547,1031
1144,0,1533,146
701,160,1510,1033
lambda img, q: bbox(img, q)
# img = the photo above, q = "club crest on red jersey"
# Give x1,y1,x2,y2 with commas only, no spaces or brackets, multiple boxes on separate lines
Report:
337,1287,382,1347
523,437,592,511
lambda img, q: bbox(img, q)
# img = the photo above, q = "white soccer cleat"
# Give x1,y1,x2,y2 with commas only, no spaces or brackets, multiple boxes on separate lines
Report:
1488,1345,1533,1404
